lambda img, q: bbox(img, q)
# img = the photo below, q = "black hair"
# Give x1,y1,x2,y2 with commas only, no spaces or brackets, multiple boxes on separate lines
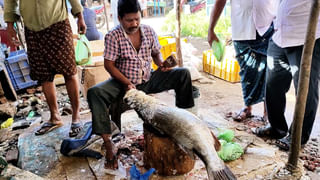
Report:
117,0,141,18
81,0,86,6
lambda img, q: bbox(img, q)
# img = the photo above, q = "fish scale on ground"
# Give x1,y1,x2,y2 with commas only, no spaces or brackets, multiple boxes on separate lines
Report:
124,89,237,180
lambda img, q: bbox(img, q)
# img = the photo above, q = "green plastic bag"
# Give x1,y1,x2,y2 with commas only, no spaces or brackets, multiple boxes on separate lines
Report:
218,141,244,161
75,34,92,65
211,37,225,62
218,129,235,142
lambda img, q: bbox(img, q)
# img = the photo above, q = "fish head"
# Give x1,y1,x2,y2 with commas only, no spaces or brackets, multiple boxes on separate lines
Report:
123,89,149,109
124,89,138,108
123,89,158,119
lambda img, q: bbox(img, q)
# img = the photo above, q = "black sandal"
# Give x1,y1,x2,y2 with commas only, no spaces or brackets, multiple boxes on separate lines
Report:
252,125,286,139
35,122,63,136
275,135,306,151
275,136,290,151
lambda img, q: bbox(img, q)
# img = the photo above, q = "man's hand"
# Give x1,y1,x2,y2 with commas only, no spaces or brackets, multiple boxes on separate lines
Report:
7,22,20,46
77,13,87,34
125,83,136,91
208,30,219,47
159,66,172,72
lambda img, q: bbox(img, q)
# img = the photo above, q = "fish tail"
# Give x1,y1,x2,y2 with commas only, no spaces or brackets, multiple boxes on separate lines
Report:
207,165,237,180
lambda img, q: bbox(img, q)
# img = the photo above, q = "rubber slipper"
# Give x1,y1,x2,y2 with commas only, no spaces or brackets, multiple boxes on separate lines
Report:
252,125,286,139
233,108,252,122
275,135,305,151
275,135,292,151
69,122,83,137
35,122,63,136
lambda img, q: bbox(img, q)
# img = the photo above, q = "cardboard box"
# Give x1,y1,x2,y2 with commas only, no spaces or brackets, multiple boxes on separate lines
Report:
72,37,109,98
89,40,104,57
77,62,111,99
73,39,104,57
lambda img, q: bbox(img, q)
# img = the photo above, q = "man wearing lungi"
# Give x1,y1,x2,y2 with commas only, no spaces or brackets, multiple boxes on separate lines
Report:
4,0,87,137
208,0,278,122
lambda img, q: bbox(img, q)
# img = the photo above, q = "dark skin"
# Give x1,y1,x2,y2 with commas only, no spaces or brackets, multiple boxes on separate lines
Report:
207,0,226,47
103,11,172,169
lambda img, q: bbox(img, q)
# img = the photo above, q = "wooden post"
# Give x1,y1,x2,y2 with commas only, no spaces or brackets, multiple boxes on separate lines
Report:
102,0,110,31
288,0,320,169
175,0,183,67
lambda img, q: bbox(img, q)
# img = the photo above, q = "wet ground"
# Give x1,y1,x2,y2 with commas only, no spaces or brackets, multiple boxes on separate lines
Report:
1,15,320,180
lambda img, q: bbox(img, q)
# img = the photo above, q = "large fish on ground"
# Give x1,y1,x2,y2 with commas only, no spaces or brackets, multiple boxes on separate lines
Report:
123,89,236,180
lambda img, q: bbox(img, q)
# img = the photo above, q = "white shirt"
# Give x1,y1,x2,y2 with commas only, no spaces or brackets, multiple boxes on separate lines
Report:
111,0,120,27
231,0,278,41
273,0,320,48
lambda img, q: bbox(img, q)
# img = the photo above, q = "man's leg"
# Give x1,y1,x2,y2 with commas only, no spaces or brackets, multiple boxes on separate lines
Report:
64,74,82,137
42,81,62,124
233,40,267,120
64,74,80,123
264,40,291,137
286,39,320,144
87,79,124,169
138,68,194,108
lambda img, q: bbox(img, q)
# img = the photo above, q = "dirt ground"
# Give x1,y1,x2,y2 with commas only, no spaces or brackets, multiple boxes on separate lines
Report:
2,16,320,179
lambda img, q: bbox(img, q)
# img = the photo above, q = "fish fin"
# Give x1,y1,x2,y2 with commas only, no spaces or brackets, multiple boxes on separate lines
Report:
207,165,237,180
143,123,166,136
211,131,221,151
177,144,195,159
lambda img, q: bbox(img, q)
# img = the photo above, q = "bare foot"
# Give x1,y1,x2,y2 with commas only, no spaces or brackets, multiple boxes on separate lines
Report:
103,139,118,170
50,112,63,124
105,154,118,170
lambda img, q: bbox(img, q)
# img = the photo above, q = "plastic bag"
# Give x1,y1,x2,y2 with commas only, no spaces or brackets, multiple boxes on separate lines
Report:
75,34,92,65
218,140,244,161
0,118,13,129
218,129,235,142
211,38,225,62
129,164,155,180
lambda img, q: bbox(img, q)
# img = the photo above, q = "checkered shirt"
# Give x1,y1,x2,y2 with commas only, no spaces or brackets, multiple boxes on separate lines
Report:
104,24,161,85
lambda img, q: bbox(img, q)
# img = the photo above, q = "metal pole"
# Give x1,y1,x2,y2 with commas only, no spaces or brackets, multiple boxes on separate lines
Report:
175,0,183,67
287,0,320,169
102,0,110,31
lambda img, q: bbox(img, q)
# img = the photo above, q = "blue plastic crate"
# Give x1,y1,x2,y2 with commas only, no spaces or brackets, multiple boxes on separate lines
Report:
4,50,38,91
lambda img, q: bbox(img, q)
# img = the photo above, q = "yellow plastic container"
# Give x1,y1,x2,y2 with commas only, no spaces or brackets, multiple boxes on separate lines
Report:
152,36,188,70
202,50,240,83
153,36,177,70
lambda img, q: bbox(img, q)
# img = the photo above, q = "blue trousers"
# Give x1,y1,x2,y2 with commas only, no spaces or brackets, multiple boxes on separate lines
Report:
87,68,194,135
266,39,320,144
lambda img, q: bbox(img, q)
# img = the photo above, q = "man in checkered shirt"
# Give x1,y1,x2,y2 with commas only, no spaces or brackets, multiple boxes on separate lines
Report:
87,0,194,170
